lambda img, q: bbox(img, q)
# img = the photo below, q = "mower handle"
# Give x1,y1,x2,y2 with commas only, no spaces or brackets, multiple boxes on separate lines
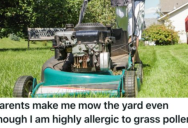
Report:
78,0,92,24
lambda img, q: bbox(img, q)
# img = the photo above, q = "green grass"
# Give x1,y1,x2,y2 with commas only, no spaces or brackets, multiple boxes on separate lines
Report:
0,50,53,97
0,38,52,49
0,44,188,97
138,44,188,97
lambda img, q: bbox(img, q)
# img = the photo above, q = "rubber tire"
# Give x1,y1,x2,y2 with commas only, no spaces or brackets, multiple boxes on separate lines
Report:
136,63,143,84
124,71,138,97
13,76,33,98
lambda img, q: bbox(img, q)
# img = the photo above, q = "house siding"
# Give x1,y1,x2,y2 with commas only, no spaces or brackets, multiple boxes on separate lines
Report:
166,4,188,43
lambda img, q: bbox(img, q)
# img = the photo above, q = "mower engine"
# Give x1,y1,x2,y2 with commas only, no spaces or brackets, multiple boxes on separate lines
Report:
54,23,115,73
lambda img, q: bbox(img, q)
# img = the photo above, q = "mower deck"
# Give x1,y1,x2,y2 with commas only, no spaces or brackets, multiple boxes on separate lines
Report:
34,82,120,97
32,68,125,97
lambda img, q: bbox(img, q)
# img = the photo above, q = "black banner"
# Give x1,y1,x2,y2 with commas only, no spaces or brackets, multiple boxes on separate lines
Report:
28,28,64,41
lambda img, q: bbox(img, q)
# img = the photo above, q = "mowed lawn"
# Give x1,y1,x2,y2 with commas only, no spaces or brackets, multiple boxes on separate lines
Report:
0,44,188,97
138,44,188,97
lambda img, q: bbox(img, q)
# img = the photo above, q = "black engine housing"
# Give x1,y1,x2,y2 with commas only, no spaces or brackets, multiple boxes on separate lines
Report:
75,23,110,43
75,23,107,31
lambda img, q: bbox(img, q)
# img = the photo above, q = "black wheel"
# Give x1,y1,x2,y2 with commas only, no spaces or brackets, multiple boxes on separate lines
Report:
136,63,143,84
13,76,33,97
124,71,138,97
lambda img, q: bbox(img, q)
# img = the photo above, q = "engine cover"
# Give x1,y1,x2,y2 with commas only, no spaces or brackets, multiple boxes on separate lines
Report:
75,23,107,31
75,30,110,43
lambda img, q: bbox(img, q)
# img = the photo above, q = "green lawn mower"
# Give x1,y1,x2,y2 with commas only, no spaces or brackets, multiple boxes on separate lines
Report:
13,0,143,98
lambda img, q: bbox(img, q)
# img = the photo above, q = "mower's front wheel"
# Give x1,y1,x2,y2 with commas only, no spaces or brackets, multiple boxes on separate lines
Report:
13,76,33,98
124,71,138,97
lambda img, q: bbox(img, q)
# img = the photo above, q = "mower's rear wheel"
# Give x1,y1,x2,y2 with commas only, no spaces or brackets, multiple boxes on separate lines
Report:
136,63,143,84
13,76,33,98
124,71,138,97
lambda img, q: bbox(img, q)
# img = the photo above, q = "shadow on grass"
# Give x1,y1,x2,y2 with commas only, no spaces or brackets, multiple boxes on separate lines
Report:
143,63,150,68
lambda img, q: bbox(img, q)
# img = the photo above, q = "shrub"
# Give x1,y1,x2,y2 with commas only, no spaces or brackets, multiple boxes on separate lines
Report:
142,24,179,45
9,34,20,41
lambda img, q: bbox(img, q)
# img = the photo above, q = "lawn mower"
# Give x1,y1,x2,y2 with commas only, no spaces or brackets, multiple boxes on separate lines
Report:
13,0,143,98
